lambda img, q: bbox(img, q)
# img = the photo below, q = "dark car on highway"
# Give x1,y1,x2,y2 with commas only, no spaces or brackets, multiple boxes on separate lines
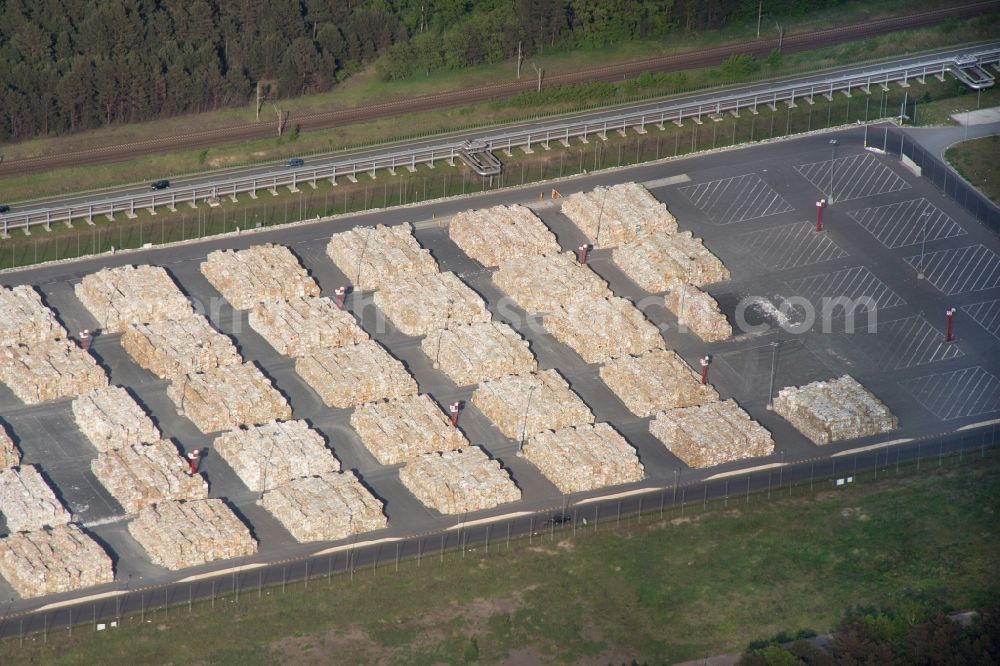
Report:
286,158,304,168
0,204,9,213
150,179,170,190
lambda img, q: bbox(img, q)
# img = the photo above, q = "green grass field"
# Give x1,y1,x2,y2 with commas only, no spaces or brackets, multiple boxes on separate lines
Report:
946,135,1000,206
5,451,997,665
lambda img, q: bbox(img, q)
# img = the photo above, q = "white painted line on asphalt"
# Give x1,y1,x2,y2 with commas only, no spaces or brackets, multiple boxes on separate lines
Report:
704,462,786,480
35,589,127,613
176,562,269,583
413,216,449,230
447,511,534,530
313,537,401,557
81,515,129,529
832,438,913,456
957,418,1000,431
574,486,664,505
641,174,691,188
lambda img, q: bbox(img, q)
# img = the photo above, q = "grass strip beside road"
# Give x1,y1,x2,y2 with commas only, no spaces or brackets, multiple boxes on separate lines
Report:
945,135,1000,206
4,454,998,665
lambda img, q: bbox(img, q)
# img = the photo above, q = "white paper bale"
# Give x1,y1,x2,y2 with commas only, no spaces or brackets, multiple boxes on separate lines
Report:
0,339,108,404
72,386,161,452
128,499,257,570
613,231,730,293
471,370,594,440
0,524,114,598
0,465,72,532
493,252,611,314
599,349,719,417
650,400,774,468
167,363,292,433
544,296,664,364
449,205,561,266
399,447,521,515
420,322,537,386
74,265,193,332
249,296,369,357
121,315,242,379
523,423,645,494
0,421,20,469
201,244,320,309
773,375,898,445
258,472,387,542
326,223,438,291
665,284,732,342
295,341,418,408
351,394,469,465
91,440,208,514
214,420,341,492
561,183,678,248
0,285,66,346
374,271,492,336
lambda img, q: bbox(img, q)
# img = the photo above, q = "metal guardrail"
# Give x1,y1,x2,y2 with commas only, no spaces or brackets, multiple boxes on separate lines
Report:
2,44,998,236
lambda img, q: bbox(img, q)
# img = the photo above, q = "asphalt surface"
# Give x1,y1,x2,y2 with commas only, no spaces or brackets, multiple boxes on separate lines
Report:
0,124,998,626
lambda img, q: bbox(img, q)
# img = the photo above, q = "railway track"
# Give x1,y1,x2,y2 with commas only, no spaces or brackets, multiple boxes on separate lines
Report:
1,2,994,177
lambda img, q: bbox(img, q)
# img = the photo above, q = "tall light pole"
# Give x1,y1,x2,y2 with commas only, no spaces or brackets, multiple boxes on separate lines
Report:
917,210,931,279
766,341,780,409
828,138,838,203
518,383,539,454
594,187,609,247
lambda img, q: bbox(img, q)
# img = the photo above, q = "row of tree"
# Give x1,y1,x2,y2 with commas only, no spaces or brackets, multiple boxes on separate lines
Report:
0,0,852,143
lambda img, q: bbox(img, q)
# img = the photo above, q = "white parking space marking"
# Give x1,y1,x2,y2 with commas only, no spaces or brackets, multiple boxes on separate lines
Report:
903,244,1000,295
961,298,1000,341
848,198,966,249
859,314,964,371
900,366,1000,421
739,221,848,270
678,173,793,225
784,265,906,311
795,153,910,203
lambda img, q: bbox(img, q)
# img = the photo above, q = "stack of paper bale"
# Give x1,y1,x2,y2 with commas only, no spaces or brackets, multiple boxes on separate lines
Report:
449,205,561,266
326,223,438,291
295,341,418,408
0,421,20,468
0,524,114,598
167,363,292,433
74,265,193,332
249,296,369,357
122,315,242,379
0,285,65,346
399,447,520,514
472,370,594,440
561,183,677,247
613,231,731,293
599,349,719,417
420,322,537,385
493,252,611,313
351,394,469,465
0,465,72,532
523,424,645,493
772,375,898,445
91,440,208,514
258,472,387,542
0,339,108,404
201,244,320,309
665,284,732,342
650,400,774,468
128,499,257,570
544,296,663,363
213,420,340,492
72,386,161,452
374,271,491,336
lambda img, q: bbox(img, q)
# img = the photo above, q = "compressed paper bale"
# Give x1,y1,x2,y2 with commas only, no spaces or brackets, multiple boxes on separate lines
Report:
214,420,340,492
74,265,193,332
493,252,611,313
258,472,386,542
523,423,645,494
399,447,520,515
560,183,678,248
0,285,66,346
650,400,774,468
121,315,242,379
0,465,72,532
420,322,537,386
249,296,369,357
0,339,108,405
664,283,732,342
449,205,560,266
471,370,594,440
128,499,257,570
0,421,20,469
295,341,418,408
167,363,292,433
200,244,320,309
91,440,207,514
351,394,469,465
326,223,438,291
544,296,664,364
72,386,161,453
600,349,719,417
613,231,731,293
773,375,898,445
374,271,492,336
0,524,114,598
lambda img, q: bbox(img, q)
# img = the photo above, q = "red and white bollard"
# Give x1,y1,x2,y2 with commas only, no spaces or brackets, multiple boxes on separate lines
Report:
79,329,90,351
449,402,460,427
334,286,346,310
577,244,590,264
186,450,201,476
815,198,827,232
945,308,956,343
699,355,710,385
